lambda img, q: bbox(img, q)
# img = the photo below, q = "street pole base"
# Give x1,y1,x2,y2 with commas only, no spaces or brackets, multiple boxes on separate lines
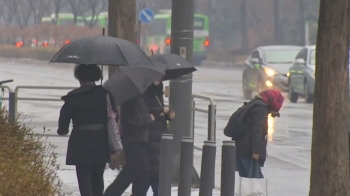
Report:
172,165,200,187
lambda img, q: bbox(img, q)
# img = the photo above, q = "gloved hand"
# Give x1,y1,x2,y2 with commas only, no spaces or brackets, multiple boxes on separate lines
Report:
57,129,68,136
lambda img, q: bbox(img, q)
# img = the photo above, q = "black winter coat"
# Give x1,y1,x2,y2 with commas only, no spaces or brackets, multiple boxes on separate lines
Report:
232,99,269,166
58,85,111,165
143,83,170,181
119,96,152,143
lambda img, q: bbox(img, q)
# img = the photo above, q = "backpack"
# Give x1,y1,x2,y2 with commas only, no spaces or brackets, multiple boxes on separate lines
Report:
223,100,264,140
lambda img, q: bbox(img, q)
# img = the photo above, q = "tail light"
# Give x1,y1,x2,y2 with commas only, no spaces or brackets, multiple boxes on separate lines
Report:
43,42,49,47
204,38,210,47
165,36,171,45
65,40,71,44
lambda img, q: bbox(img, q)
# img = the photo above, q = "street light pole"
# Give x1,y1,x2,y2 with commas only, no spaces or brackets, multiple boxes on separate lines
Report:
169,0,200,186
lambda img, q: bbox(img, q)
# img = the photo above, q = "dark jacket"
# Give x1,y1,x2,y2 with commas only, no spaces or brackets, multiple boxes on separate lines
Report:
119,96,152,143
58,85,110,165
233,99,268,166
143,83,171,181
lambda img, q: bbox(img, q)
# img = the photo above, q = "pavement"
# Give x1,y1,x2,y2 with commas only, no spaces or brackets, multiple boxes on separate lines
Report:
0,57,312,195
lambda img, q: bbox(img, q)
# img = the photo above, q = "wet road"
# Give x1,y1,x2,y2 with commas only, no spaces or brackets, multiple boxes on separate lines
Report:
0,58,312,195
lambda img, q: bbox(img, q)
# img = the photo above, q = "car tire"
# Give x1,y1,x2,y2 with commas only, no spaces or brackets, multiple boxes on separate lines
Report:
242,76,252,99
304,80,314,103
288,81,299,103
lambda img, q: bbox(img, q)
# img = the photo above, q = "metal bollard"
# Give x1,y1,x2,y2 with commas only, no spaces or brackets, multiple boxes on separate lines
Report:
207,104,216,141
8,92,16,124
199,141,217,196
220,141,236,196
158,134,174,196
178,137,194,196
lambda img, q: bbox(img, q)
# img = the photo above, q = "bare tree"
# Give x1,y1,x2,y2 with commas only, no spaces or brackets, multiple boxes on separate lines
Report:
80,0,107,28
0,0,18,25
309,0,350,195
50,0,68,24
15,1,32,29
68,0,88,24
27,0,52,24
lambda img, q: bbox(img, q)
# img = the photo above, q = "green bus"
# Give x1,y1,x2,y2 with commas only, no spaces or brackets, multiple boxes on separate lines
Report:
146,10,210,64
41,13,85,26
86,12,108,28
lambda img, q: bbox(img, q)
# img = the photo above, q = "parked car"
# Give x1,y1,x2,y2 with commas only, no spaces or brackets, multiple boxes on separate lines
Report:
287,45,316,103
242,45,302,99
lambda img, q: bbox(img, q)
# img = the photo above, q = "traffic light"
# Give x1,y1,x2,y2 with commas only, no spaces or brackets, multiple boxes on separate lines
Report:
204,38,210,47
165,36,171,45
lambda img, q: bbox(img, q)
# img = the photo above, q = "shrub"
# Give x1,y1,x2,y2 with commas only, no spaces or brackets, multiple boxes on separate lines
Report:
0,110,66,196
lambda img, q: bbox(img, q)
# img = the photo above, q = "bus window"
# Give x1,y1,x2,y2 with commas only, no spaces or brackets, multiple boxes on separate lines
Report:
194,17,204,30
149,19,167,36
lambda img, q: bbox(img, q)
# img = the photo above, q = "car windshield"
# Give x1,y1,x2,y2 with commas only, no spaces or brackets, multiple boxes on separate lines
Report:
264,49,300,64
309,50,315,65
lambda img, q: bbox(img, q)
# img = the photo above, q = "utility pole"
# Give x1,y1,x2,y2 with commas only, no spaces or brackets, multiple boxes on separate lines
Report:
108,0,137,78
169,0,200,186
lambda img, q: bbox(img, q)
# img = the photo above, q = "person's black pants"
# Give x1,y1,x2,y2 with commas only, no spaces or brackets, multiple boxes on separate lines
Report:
76,164,106,196
104,142,150,196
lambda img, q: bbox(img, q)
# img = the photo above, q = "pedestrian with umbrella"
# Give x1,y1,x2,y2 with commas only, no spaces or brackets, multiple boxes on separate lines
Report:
141,79,175,196
149,53,197,80
103,65,166,196
57,64,117,196
50,35,153,66
136,54,196,196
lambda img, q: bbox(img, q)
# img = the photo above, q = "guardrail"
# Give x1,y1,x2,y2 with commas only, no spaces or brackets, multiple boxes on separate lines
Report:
192,94,216,141
1,85,217,141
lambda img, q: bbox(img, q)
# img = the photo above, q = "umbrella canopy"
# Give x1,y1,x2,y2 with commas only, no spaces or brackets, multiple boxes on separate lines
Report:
149,54,197,80
50,35,153,66
103,66,165,106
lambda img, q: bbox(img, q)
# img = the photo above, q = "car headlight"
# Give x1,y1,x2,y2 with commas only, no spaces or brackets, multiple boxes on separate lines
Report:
264,68,276,77
287,72,290,77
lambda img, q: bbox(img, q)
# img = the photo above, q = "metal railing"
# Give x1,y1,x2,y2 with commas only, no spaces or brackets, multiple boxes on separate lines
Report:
1,85,216,141
192,94,216,141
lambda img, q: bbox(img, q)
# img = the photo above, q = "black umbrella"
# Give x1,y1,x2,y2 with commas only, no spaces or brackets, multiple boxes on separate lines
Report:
149,54,197,80
50,35,153,66
103,65,165,106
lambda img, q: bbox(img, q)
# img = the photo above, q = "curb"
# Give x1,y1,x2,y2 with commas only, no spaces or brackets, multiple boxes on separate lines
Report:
200,60,244,69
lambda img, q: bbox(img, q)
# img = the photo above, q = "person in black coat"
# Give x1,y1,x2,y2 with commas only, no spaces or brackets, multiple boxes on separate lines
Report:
104,94,154,196
230,89,284,178
57,64,112,196
141,81,175,196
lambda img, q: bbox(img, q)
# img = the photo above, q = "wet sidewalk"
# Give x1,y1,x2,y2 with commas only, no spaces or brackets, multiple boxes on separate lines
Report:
51,136,309,196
